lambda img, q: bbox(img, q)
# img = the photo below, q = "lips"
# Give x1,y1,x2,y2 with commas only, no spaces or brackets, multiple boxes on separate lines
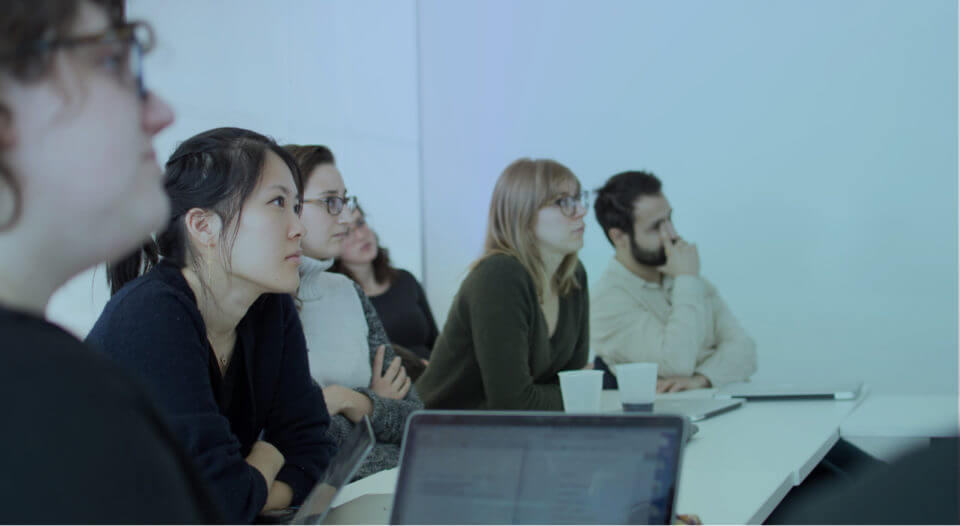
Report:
285,250,303,261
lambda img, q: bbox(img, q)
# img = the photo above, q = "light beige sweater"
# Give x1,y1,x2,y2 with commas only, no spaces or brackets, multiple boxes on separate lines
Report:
590,258,757,387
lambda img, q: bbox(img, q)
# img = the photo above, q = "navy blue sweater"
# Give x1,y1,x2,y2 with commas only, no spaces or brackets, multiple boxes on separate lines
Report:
86,261,336,523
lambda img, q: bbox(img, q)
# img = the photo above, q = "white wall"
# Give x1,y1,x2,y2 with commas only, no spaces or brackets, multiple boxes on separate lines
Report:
418,0,958,395
47,0,422,338
47,1,957,398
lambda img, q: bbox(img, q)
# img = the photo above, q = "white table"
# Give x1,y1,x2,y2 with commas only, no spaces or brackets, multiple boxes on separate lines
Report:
839,394,959,460
327,389,862,524
601,389,859,522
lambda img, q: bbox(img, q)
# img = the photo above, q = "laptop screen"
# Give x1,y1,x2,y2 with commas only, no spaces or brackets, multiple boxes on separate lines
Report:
391,412,686,525
290,415,375,525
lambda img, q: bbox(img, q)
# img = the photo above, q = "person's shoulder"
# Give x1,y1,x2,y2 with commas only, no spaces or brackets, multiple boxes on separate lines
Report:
591,259,626,293
1,327,216,523
88,269,202,344
0,307,82,350
393,268,420,287
458,253,536,305
470,252,529,281
700,276,720,296
106,266,198,319
300,270,358,302
0,316,155,406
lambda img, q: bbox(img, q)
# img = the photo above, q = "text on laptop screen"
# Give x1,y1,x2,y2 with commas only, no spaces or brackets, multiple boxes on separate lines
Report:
392,419,681,524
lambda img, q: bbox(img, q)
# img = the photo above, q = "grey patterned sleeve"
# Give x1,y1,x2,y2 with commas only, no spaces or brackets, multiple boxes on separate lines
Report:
351,283,424,444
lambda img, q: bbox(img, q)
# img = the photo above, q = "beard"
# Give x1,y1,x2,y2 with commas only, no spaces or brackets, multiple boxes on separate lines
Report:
630,236,667,267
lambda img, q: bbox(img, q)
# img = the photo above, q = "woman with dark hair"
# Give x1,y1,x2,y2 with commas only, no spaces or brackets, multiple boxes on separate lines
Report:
416,158,591,410
0,0,220,522
332,206,439,363
284,144,422,479
86,128,336,523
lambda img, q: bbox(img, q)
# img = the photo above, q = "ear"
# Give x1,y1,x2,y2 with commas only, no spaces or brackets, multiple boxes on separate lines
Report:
183,208,222,248
608,227,629,249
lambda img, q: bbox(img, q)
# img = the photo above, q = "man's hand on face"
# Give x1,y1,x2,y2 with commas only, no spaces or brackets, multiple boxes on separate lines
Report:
657,374,711,393
656,223,700,277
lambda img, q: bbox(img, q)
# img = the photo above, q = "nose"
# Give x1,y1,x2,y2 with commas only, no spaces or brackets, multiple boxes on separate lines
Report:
336,209,353,225
142,91,174,136
573,202,588,219
663,219,679,241
289,212,306,240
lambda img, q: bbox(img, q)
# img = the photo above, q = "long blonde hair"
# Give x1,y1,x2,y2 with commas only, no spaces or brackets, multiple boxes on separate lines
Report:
478,158,582,301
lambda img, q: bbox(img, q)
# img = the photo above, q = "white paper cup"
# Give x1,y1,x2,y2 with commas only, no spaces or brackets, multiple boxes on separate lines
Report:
615,362,658,412
558,370,604,413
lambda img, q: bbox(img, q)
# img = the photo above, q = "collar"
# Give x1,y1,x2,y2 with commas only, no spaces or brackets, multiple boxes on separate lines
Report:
298,256,341,301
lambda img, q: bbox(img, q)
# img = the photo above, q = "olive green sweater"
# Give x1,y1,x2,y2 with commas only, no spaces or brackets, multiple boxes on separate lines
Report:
416,253,590,410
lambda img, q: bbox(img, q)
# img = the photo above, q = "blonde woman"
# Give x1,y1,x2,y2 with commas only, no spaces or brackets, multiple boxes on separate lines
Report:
416,158,590,410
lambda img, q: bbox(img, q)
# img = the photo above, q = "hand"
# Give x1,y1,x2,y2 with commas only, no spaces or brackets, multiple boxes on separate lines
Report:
370,345,411,400
674,513,703,525
657,374,711,393
322,384,373,423
656,224,700,277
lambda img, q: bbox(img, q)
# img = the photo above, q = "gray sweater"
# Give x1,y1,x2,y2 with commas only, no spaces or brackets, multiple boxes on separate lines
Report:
325,283,422,479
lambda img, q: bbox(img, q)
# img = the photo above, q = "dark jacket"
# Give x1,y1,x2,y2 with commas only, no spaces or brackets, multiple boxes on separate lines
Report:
0,305,223,524
86,261,336,523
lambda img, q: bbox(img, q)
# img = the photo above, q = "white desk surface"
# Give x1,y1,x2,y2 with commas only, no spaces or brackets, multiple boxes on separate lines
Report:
327,389,862,525
839,394,959,438
601,389,858,484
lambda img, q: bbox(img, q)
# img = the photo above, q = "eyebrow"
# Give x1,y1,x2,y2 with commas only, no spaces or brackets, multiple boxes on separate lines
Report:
267,184,293,195
649,211,673,228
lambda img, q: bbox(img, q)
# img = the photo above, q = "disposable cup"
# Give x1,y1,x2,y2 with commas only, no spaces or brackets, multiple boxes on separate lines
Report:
558,370,604,413
615,362,658,412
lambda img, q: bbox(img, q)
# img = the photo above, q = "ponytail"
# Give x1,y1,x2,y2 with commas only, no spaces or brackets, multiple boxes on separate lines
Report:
107,238,160,295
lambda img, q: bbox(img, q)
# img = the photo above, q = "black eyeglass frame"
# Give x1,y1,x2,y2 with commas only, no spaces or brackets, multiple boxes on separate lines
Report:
302,195,359,216
12,21,155,99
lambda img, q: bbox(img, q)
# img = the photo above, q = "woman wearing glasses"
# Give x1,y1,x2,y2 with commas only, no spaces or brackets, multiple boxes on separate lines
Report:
86,128,336,523
284,144,422,479
416,158,591,410
331,206,439,367
0,1,220,522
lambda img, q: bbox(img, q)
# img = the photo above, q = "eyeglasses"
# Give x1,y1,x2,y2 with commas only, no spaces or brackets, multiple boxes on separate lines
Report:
16,21,154,99
552,191,591,217
345,216,369,237
302,195,358,216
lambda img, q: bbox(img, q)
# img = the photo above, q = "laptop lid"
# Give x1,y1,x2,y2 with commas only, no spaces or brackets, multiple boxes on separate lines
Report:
290,415,375,525
390,411,689,525
654,398,744,422
714,381,863,401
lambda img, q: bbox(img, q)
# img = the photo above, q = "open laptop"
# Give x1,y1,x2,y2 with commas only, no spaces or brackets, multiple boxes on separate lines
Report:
390,411,690,525
714,381,863,401
257,415,375,525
